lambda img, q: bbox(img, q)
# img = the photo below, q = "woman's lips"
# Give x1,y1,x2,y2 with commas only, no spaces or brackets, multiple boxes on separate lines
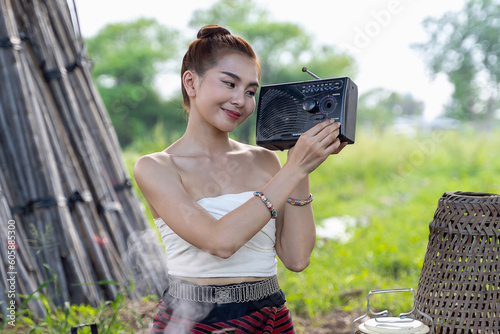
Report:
222,108,241,120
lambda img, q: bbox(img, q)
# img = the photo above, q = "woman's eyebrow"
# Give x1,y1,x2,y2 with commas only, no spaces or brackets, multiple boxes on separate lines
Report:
221,71,259,88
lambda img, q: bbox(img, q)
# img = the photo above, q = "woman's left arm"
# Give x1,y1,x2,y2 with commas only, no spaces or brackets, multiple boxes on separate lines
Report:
275,176,316,272
275,136,347,272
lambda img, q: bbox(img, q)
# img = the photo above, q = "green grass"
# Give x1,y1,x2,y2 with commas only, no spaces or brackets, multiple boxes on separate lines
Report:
5,124,500,330
124,124,500,317
1,285,157,333
277,125,500,317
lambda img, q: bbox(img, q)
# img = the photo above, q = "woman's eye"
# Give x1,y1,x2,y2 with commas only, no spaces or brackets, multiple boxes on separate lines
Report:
246,91,256,97
223,81,235,88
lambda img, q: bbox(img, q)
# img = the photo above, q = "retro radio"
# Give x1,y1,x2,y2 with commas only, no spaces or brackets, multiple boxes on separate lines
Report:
256,67,358,150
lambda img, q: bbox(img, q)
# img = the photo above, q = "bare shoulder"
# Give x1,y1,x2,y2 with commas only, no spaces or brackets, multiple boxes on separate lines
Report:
133,151,179,184
135,151,169,171
235,141,281,173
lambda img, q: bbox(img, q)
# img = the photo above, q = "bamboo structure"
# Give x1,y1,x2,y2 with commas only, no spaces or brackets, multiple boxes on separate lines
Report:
0,0,168,318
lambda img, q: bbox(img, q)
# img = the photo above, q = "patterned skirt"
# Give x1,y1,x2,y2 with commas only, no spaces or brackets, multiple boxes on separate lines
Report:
151,288,295,333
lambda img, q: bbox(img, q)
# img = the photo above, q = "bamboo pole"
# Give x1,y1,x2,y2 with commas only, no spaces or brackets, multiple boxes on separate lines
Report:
0,164,46,317
0,0,169,318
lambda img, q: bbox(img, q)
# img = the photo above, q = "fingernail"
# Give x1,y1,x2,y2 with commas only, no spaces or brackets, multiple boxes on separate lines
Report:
329,119,335,123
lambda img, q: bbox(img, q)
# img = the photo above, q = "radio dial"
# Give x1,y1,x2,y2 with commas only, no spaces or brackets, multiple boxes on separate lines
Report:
303,98,317,113
319,95,338,114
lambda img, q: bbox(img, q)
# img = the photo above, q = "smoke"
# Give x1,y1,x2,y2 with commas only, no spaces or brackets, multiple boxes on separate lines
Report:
165,298,214,332
125,228,169,296
125,228,215,332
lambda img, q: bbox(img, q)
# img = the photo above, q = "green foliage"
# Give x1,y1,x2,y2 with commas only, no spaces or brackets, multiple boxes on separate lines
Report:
413,0,500,121
2,279,153,333
86,18,180,83
85,18,185,146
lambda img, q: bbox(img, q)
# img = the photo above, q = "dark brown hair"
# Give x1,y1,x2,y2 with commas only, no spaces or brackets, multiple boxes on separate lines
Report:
181,25,261,111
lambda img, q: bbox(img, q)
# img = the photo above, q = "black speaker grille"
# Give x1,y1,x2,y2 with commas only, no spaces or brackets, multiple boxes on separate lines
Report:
257,89,307,139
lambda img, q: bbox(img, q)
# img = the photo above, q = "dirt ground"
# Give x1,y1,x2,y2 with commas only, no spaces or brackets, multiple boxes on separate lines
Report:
293,311,360,333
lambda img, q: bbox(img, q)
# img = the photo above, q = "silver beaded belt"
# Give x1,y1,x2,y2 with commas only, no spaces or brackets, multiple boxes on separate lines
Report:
167,275,280,304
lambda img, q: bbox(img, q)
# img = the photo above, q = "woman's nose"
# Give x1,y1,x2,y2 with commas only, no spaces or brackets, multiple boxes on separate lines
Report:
230,89,245,107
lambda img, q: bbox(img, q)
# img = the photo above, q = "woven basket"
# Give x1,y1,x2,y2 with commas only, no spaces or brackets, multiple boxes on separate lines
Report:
416,191,500,333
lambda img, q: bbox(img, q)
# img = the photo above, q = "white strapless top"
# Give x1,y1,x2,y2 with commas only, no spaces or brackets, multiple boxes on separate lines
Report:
153,191,277,277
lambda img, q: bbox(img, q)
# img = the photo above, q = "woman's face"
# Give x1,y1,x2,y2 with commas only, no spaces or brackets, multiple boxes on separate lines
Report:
188,52,260,133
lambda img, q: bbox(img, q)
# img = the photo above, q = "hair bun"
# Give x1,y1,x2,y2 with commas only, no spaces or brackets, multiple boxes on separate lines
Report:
197,25,231,39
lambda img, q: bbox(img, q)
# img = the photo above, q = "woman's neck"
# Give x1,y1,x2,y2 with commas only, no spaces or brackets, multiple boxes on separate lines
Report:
175,117,235,157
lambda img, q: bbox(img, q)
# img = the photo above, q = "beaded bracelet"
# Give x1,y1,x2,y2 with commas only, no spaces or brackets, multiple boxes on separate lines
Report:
253,191,277,219
287,193,314,206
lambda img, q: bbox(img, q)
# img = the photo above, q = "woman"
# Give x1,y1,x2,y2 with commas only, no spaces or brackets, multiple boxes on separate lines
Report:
134,24,346,333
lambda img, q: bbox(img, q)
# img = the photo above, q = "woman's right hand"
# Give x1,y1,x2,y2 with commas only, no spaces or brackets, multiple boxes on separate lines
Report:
286,120,347,175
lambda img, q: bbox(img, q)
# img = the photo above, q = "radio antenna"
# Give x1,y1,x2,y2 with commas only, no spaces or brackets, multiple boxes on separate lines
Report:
302,67,321,79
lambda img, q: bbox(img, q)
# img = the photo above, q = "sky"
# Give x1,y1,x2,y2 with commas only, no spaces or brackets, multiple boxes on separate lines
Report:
74,0,468,120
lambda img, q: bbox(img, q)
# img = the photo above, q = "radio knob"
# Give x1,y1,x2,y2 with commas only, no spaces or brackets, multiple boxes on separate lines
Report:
302,98,317,113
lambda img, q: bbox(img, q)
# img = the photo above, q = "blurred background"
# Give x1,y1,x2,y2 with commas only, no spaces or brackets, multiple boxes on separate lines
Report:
3,0,497,332
74,0,500,148
76,0,499,319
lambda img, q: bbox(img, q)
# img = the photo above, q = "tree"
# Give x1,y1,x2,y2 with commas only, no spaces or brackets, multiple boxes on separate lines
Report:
357,88,425,128
189,0,357,143
413,0,500,122
86,18,186,146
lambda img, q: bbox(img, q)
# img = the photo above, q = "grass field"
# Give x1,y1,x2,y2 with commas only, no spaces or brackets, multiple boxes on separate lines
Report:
4,124,499,332
280,125,500,317
123,123,500,316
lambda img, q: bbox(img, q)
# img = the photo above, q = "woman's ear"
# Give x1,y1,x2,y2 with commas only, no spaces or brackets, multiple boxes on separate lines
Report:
183,70,197,98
